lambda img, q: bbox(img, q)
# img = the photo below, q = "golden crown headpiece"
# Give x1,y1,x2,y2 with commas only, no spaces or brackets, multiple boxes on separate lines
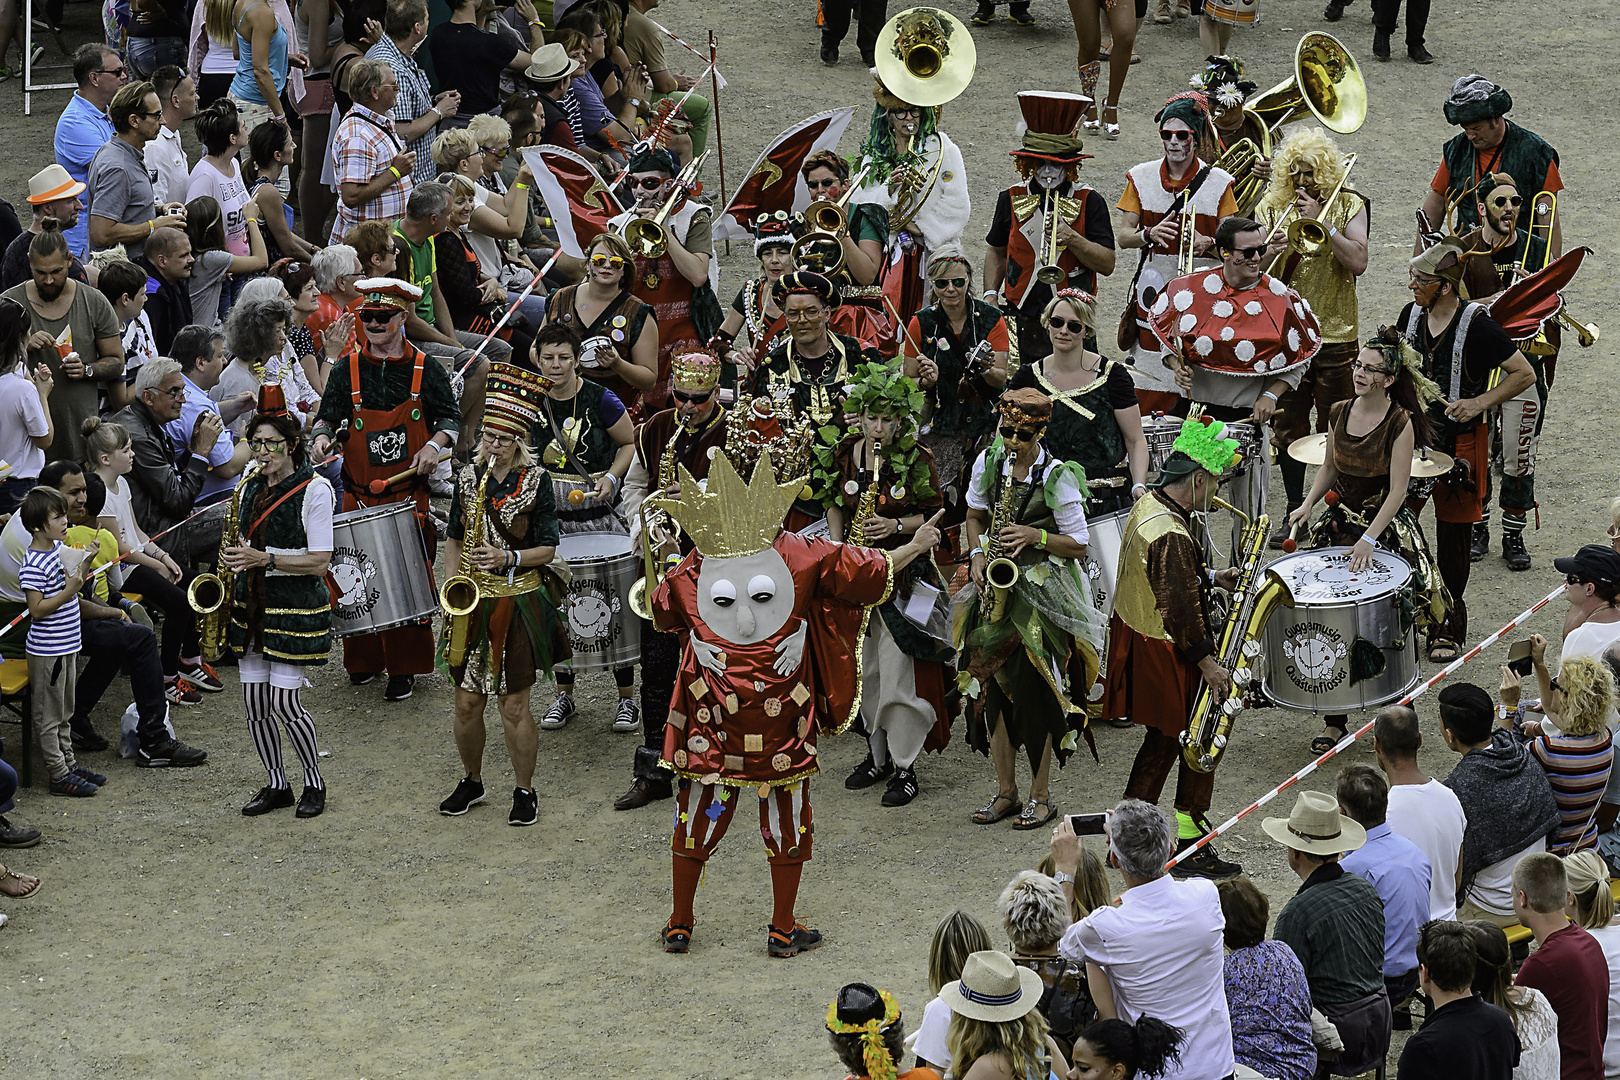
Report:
650,451,801,560
671,350,722,393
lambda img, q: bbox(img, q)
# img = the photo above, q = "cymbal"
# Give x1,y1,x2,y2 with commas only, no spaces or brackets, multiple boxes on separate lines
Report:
1287,433,1328,465
1409,448,1454,478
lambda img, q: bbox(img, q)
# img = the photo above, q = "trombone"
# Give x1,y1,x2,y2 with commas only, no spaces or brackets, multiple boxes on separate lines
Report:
1262,153,1356,269
1034,192,1068,286
620,150,711,260
789,167,869,277
1517,191,1598,350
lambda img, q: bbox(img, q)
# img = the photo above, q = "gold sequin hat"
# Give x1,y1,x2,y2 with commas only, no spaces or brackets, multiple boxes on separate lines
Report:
671,350,722,394
998,387,1052,428
483,362,555,438
355,277,423,312
650,452,801,559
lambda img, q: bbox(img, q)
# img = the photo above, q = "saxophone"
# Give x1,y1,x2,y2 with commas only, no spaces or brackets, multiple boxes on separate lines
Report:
438,467,486,668
187,461,261,663
979,466,1023,625
628,424,685,621
1180,497,1294,774
845,443,883,546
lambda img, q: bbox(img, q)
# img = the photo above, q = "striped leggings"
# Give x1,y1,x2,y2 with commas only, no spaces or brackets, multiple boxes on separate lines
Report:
671,778,812,864
240,653,324,791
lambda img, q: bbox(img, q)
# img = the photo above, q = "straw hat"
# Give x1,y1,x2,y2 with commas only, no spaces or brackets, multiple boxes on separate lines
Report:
1262,790,1367,857
941,950,1044,1023
524,42,579,83
27,163,85,205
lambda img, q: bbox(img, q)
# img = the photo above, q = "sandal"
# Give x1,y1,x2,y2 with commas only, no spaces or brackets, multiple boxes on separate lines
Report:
0,866,40,900
1098,46,1112,60
1012,798,1059,830
1130,51,1142,65
1103,103,1121,141
1428,639,1460,663
973,791,1023,825
1311,730,1346,756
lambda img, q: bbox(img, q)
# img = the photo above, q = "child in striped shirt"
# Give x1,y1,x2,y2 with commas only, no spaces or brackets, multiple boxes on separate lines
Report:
18,487,99,797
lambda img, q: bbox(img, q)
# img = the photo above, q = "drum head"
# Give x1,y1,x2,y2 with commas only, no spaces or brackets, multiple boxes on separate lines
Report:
558,532,634,561
1267,546,1412,602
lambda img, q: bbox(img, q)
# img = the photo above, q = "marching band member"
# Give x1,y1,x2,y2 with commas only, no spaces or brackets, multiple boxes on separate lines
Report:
541,231,659,413
1007,289,1149,518
1106,415,1245,880
983,91,1115,363
1286,330,1451,755
796,150,895,358
1397,238,1535,664
902,247,1009,503
311,278,457,703
958,389,1102,832
711,213,797,382
817,362,952,808
607,147,717,412
226,388,335,819
436,363,569,827
612,349,730,811
1150,216,1322,533
525,322,639,735
649,452,943,957
1418,75,1563,255
851,76,971,336
1455,173,1552,571
1116,92,1239,414
1257,129,1369,546
1196,56,1269,209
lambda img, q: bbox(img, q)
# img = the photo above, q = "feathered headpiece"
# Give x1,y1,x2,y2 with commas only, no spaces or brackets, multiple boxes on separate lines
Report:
1159,410,1242,480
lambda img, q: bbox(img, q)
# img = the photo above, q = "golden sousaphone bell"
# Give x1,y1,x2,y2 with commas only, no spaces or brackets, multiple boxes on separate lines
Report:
873,7,977,108
1247,31,1367,136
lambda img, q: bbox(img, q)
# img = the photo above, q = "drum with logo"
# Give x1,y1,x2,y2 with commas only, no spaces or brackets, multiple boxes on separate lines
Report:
1260,547,1421,713
326,500,439,637
557,531,641,670
1081,508,1129,619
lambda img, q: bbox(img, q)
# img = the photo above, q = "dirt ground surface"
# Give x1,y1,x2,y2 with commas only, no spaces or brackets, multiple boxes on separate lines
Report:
0,1,1613,1076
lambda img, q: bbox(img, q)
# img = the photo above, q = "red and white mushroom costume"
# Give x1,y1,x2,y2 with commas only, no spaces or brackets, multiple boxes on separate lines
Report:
1148,269,1323,379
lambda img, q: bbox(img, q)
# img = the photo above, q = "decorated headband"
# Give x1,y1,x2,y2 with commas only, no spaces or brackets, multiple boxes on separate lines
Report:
1365,327,1446,409
1169,411,1242,476
1053,287,1096,309
825,988,902,1080
998,387,1052,428
772,269,839,308
843,360,923,419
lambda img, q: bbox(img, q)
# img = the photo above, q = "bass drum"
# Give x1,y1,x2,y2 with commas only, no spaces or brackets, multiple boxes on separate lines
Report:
1081,508,1128,620
327,500,438,637
1259,547,1421,713
557,531,641,670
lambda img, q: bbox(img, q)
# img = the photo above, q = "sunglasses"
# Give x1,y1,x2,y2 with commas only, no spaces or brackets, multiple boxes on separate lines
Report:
95,65,127,77
671,388,713,405
1160,129,1195,142
889,107,921,118
360,310,399,325
1048,316,1085,333
590,253,625,269
1568,574,1589,586
1225,245,1269,260
1488,194,1522,209
933,276,967,289
806,177,840,190
631,176,667,190
248,438,288,452
479,145,509,159
999,426,1040,442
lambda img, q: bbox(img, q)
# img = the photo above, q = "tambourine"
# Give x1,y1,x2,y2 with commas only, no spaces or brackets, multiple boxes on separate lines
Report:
578,335,615,370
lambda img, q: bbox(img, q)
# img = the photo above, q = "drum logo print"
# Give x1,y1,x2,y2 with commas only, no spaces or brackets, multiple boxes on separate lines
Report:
1282,621,1349,694
330,547,381,619
1084,556,1108,612
566,581,622,652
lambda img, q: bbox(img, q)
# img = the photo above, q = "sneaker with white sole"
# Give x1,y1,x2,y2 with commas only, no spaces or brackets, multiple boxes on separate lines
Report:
541,692,575,729
165,678,202,706
438,776,485,815
612,697,640,733
177,660,225,693
509,786,538,826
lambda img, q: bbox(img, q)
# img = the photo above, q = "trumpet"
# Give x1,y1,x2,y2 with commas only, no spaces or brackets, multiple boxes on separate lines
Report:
620,150,711,260
1175,200,1198,275
1516,192,1599,351
1034,192,1067,287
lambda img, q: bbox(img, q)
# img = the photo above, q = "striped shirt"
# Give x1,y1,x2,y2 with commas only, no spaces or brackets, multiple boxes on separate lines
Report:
1529,729,1615,853
365,35,437,183
19,543,81,656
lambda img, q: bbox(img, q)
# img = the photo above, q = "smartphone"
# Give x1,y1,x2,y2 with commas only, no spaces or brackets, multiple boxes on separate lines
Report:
1068,812,1108,836
1508,638,1534,678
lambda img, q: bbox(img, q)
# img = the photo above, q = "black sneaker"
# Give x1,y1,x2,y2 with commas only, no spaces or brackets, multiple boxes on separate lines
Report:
243,785,295,816
612,697,641,733
1170,837,1244,880
1322,0,1345,20
1502,529,1532,571
384,675,414,701
845,751,894,789
509,786,538,826
1470,521,1490,561
882,767,919,807
439,776,486,816
1007,3,1035,25
541,692,576,730
1372,28,1391,59
0,815,41,848
662,920,692,953
767,922,823,957
349,672,380,686
820,43,837,66
71,765,108,786
177,660,225,693
970,2,995,25
1408,43,1434,64
70,720,109,752
137,739,208,768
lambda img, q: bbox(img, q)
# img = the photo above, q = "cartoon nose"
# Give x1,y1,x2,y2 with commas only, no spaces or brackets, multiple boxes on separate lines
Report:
735,601,757,639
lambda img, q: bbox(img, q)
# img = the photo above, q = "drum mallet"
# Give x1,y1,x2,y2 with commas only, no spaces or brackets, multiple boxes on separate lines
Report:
1165,581,1567,871
368,450,453,496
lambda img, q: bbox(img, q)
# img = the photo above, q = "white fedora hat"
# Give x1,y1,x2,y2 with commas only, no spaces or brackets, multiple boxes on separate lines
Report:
28,164,85,205
1261,790,1368,857
524,42,580,83
941,950,1044,1023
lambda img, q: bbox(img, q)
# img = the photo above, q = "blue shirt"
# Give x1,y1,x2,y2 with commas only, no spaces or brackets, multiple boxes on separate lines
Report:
53,92,116,259
1341,822,1433,978
228,0,289,104
163,372,237,502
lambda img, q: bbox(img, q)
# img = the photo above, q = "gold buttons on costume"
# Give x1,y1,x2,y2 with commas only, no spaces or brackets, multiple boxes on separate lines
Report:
791,683,810,706
673,749,688,768
689,677,709,700
797,717,811,740
725,693,739,714
763,698,782,717
697,706,711,725
758,783,772,800
687,735,709,754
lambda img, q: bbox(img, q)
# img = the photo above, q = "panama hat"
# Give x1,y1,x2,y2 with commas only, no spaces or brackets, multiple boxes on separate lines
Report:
524,43,579,83
1262,790,1367,857
27,164,85,205
941,950,1044,1023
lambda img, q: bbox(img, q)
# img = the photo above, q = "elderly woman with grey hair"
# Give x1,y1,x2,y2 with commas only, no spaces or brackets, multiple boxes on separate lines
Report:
216,289,323,434
1054,800,1236,1080
999,869,1095,1058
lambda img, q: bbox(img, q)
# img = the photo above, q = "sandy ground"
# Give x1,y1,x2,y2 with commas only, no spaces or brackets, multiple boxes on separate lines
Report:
0,1,1614,1076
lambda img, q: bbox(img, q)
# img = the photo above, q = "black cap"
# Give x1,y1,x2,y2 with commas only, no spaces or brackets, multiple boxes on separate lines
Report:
1554,544,1620,587
833,982,886,1026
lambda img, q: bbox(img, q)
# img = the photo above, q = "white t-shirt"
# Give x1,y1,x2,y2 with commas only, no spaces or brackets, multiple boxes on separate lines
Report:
1585,922,1620,1078
145,124,190,209
965,446,1090,543
0,368,49,482
1467,835,1548,916
100,473,140,588
186,158,252,257
265,476,334,558
1562,618,1620,668
1387,779,1469,921
911,993,952,1070
465,187,505,280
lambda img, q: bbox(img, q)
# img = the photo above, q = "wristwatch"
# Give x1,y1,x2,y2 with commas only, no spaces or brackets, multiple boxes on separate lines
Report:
1052,870,1076,887
266,554,277,572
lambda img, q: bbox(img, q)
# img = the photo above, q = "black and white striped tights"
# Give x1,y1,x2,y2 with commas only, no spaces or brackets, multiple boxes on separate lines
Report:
243,682,324,791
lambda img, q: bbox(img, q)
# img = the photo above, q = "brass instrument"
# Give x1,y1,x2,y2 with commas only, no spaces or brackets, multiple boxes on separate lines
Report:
627,427,685,621
1517,192,1599,352
1211,116,1272,215
187,461,261,663
872,7,977,109
438,468,487,668
620,150,711,260
1283,153,1357,256
1180,497,1292,774
790,167,870,277
845,442,884,546
1034,192,1067,287
979,466,1022,625
1175,199,1199,275
1246,33,1367,138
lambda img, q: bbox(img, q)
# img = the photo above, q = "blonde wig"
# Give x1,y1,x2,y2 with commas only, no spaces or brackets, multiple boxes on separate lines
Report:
1257,127,1349,222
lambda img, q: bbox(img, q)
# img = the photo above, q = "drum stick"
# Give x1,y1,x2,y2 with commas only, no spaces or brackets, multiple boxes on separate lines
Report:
453,255,560,379
882,294,925,359
1165,582,1568,871
368,450,452,495
1280,521,1301,554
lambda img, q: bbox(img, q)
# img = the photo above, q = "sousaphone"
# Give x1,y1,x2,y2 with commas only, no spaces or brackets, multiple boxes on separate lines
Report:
1247,31,1367,136
873,7,977,108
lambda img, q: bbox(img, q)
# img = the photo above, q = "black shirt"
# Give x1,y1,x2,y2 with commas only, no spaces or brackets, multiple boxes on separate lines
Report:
428,22,520,117
1396,993,1519,1080
1,230,88,292
1009,356,1138,410
134,255,194,356
126,0,186,39
985,185,1115,310
1397,299,1517,446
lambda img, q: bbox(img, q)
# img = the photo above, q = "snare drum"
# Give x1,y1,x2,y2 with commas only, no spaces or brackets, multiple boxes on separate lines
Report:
327,500,438,637
1259,547,1421,713
557,531,641,670
1081,508,1128,619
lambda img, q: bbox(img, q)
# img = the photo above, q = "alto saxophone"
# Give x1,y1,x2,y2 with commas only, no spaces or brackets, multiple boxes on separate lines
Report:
979,467,1023,625
845,442,883,546
187,461,261,663
438,467,486,668
1180,497,1293,774
628,424,685,621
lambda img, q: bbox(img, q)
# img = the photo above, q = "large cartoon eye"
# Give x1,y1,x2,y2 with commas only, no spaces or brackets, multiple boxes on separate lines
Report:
747,575,776,603
708,578,737,607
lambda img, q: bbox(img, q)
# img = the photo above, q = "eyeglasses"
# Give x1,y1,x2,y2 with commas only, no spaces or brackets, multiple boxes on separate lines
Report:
1160,129,1195,142
806,177,840,190
1048,316,1086,333
671,388,714,405
248,438,288,452
1488,195,1522,209
154,384,186,400
631,176,666,190
933,276,967,289
589,253,625,269
784,309,824,322
1225,245,1270,261
1351,361,1388,375
999,426,1040,442
482,432,517,447
360,311,399,326
888,107,921,118
138,109,162,119
480,145,508,160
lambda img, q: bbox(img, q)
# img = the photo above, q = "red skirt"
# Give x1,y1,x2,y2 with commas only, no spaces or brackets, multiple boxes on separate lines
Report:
1102,612,1198,737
